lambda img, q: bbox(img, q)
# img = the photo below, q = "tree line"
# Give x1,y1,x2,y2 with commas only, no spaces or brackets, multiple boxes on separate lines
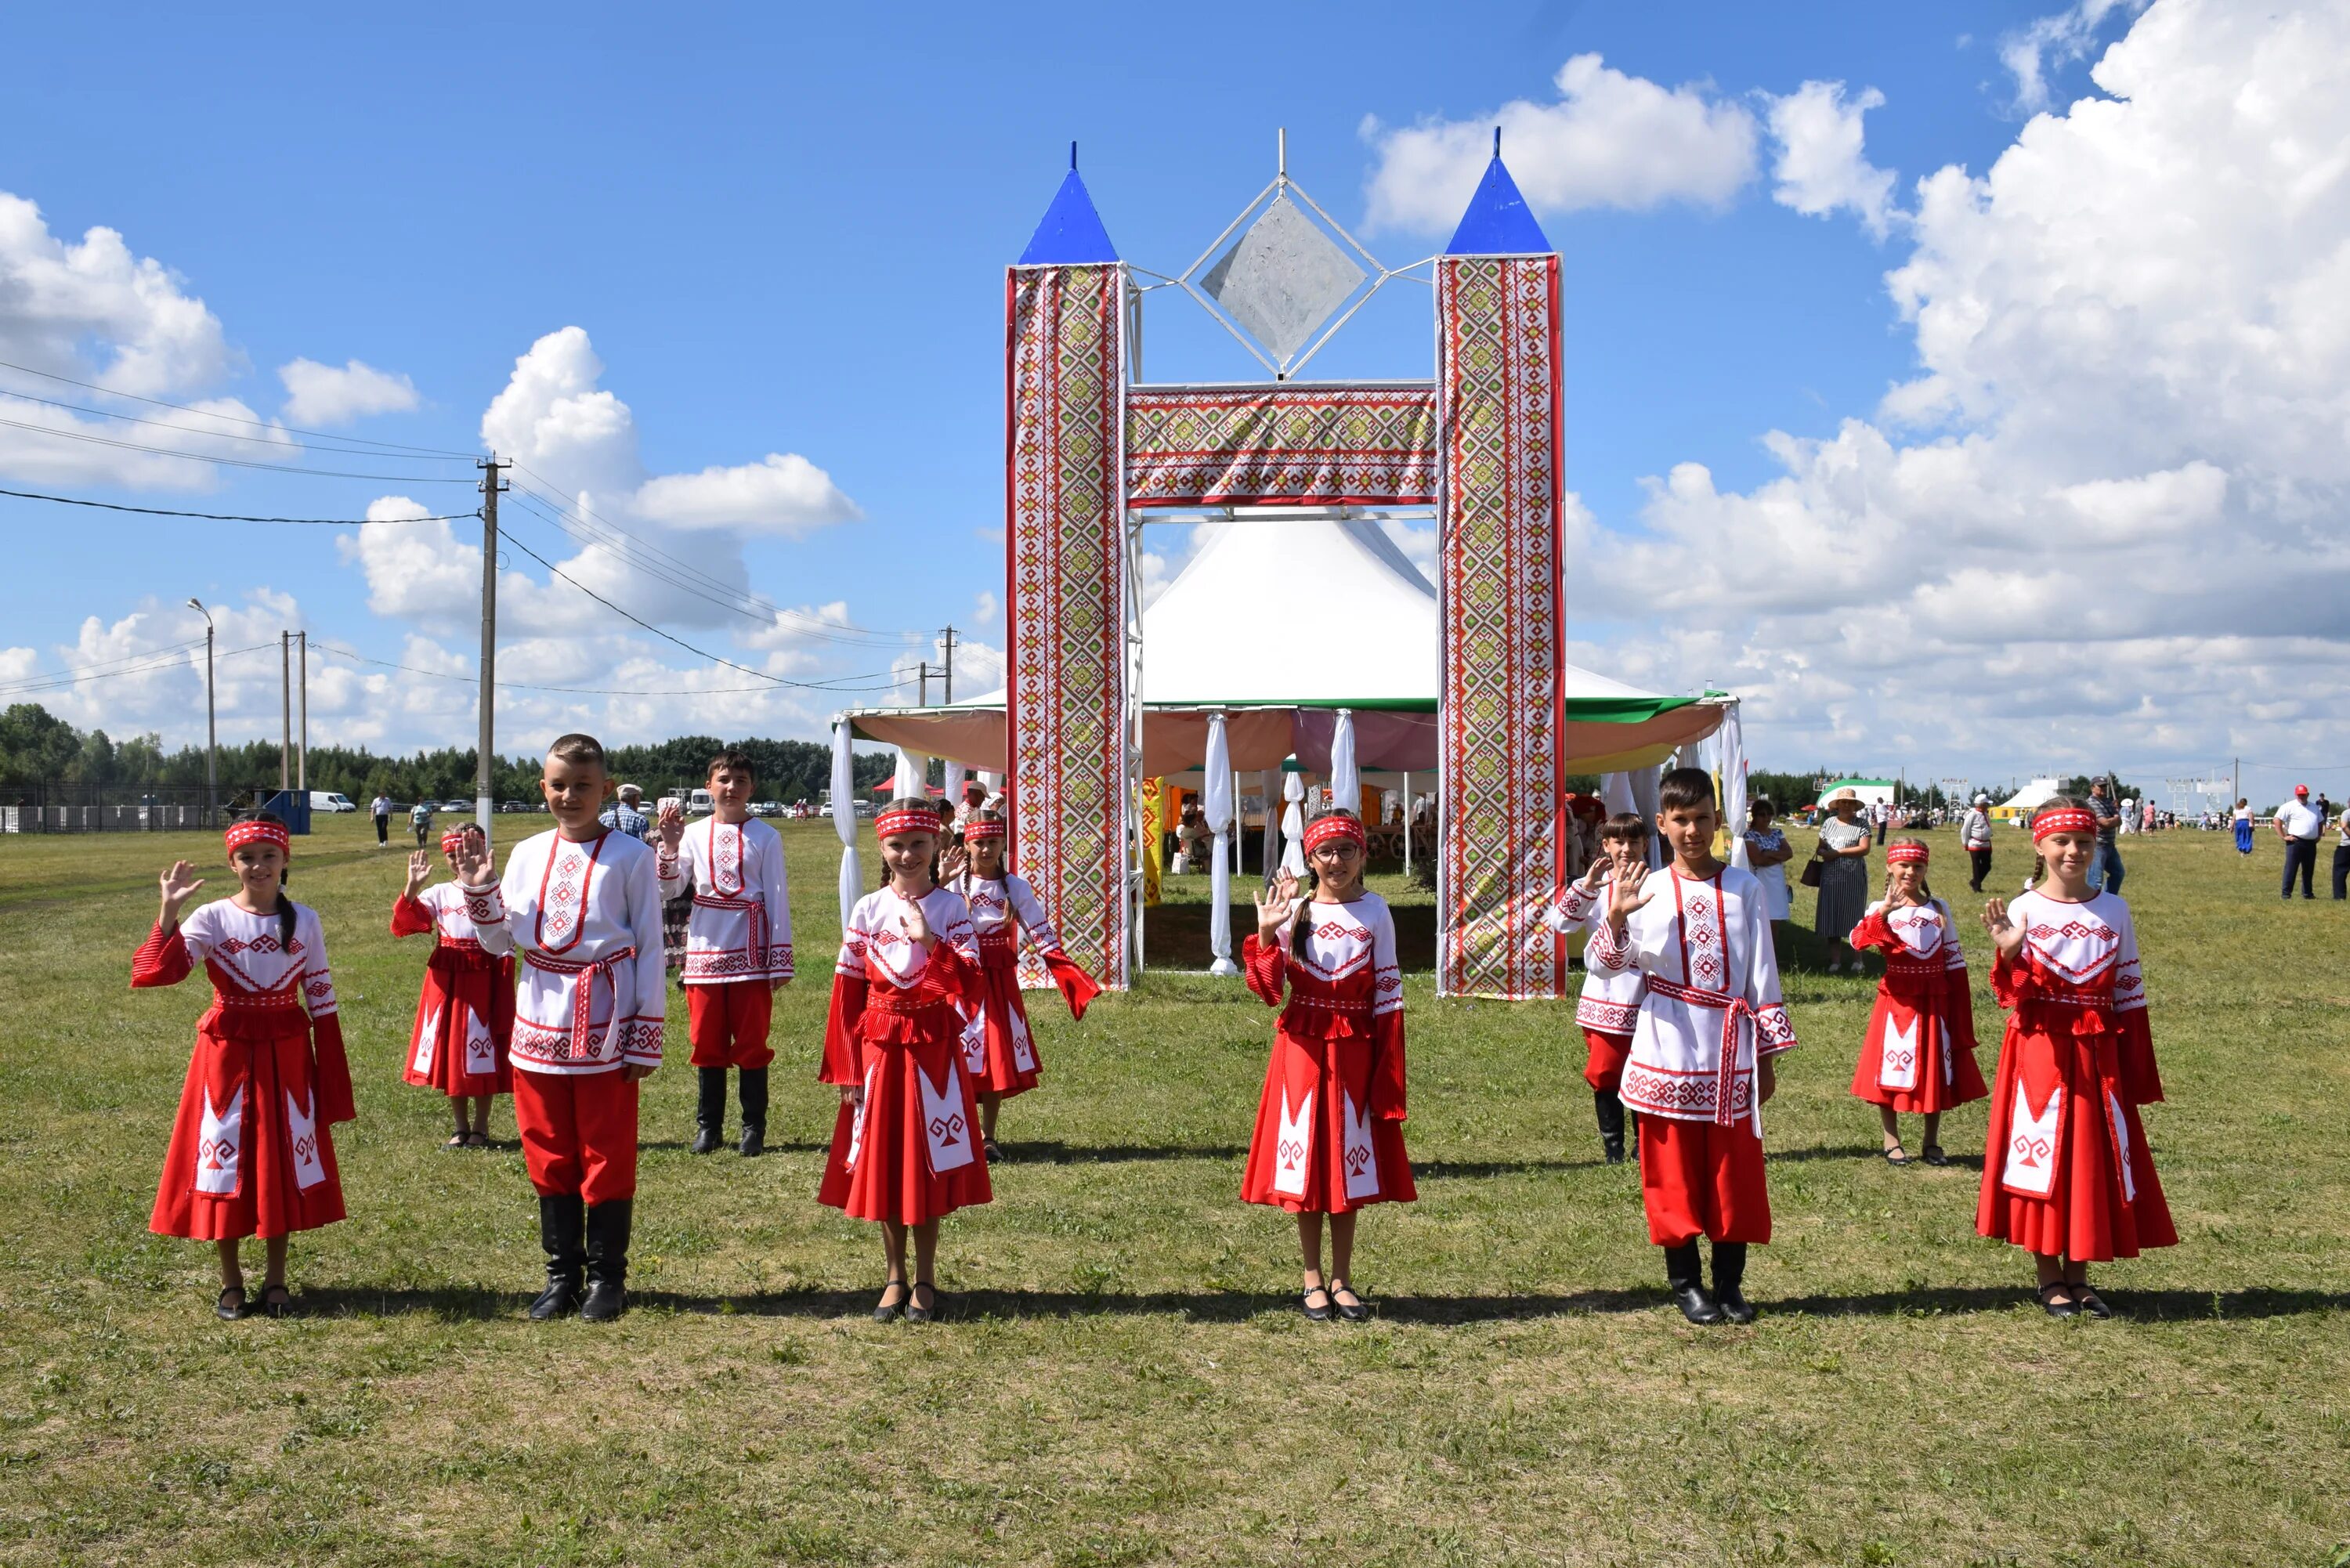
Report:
0,703,894,804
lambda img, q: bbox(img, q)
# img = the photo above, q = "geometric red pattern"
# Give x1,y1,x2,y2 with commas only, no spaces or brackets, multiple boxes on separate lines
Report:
1124,385,1438,509
1435,255,1567,998
1005,262,1130,987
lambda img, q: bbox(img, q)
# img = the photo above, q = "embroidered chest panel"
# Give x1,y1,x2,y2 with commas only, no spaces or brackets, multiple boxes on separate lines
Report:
2021,901,2120,985
1676,880,1729,992
1296,910,1376,983
709,823,744,895
1885,904,1946,958
534,838,605,951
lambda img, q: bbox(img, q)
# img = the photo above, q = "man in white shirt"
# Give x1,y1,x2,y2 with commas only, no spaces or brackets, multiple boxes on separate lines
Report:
1961,793,1994,892
2275,783,2324,900
371,792,392,847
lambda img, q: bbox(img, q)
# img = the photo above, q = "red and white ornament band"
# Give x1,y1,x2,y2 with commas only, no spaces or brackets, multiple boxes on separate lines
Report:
874,807,941,840
962,817,1007,841
1302,814,1366,854
440,827,478,855
224,819,290,855
1885,842,1929,865
2031,807,2099,843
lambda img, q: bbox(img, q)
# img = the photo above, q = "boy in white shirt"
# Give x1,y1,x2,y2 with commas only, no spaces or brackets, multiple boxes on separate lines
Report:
656,748,793,1157
457,733,666,1322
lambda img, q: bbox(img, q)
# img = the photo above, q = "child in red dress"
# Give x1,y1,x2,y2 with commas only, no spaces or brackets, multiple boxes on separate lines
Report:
132,815,355,1319
1541,812,1650,1163
392,824,514,1149
1979,799,2175,1318
819,800,991,1323
1846,838,1985,1167
1240,810,1412,1323
940,809,1101,1158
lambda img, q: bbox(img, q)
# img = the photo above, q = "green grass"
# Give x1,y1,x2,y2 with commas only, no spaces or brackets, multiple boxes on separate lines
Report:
0,815,2344,1566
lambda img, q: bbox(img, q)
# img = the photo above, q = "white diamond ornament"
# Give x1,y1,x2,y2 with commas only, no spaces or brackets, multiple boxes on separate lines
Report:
1198,194,1365,363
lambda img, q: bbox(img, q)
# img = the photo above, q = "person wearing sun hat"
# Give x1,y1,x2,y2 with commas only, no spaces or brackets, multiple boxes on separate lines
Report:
1811,787,1873,974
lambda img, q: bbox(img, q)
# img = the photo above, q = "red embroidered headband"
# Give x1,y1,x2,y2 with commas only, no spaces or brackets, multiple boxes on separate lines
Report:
874,806,942,841
962,817,1007,841
1303,815,1366,854
1885,842,1929,865
224,819,289,856
2032,807,2099,843
440,826,479,855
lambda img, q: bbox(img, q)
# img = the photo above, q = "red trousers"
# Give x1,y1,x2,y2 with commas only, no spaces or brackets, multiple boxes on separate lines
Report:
1636,1113,1770,1246
685,981,775,1068
513,1069,640,1203
1582,1028,1632,1092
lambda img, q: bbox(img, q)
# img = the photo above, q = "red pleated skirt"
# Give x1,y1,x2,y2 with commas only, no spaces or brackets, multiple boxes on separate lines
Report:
403,947,515,1097
1239,1026,1415,1214
1976,1022,2175,1262
818,1024,992,1224
152,1010,345,1241
1849,979,1986,1114
971,952,1043,1097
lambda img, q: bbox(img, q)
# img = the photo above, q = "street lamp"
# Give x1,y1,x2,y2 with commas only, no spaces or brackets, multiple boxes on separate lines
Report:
187,598,216,827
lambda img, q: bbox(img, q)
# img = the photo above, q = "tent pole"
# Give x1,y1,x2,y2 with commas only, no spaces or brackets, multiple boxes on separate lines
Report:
1403,769,1412,878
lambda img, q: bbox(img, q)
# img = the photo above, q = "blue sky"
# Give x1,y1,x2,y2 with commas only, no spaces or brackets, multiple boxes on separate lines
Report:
4,1,2344,803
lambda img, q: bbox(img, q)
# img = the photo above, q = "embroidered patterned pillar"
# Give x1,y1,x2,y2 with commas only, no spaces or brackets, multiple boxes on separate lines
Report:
1005,261,1130,986
1436,252,1566,998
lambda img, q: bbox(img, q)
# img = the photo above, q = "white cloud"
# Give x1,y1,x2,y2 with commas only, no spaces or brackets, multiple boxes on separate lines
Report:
1361,55,1759,233
277,357,419,425
633,453,859,537
973,591,999,626
2000,0,2146,113
0,191,232,398
1573,0,2350,777
1763,81,1900,239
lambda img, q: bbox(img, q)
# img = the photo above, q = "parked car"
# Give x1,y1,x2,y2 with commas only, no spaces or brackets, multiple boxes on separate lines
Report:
749,800,781,817
442,799,474,813
308,791,358,814
686,788,713,815
497,800,531,813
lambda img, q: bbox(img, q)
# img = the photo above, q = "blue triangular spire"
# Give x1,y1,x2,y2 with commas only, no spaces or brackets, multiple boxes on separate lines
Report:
1444,129,1553,255
1016,143,1119,265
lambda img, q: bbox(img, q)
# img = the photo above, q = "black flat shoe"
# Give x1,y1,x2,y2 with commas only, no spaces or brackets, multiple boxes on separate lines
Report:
982,1137,1004,1162
2073,1288,2113,1320
906,1284,942,1324
1882,1143,1911,1167
257,1284,294,1320
2037,1283,2080,1319
1329,1284,1371,1323
443,1134,468,1151
215,1286,245,1321
872,1284,909,1323
1300,1286,1334,1323
1919,1145,1949,1167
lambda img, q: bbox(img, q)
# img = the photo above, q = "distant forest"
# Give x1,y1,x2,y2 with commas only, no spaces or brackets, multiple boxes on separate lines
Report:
0,702,894,804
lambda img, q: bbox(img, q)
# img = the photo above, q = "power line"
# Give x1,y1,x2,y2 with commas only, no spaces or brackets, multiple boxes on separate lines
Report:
0,414,479,483
495,529,919,694
0,384,479,463
0,639,275,699
0,486,479,526
314,639,908,697
0,356,480,459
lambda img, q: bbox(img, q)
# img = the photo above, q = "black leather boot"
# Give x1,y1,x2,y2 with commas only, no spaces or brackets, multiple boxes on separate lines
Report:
1594,1089,1626,1164
691,1068,725,1154
1712,1242,1757,1324
1665,1242,1723,1324
580,1198,632,1322
737,1067,768,1158
527,1193,585,1320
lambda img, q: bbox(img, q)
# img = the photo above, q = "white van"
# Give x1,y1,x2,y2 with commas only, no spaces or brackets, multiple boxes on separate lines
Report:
309,791,358,814
686,788,713,815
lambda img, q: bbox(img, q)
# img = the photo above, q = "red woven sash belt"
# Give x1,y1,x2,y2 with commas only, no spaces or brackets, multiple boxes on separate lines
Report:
1645,974,1759,1128
524,945,636,1061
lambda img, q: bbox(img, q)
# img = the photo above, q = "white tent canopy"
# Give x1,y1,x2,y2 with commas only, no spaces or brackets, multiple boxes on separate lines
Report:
1995,778,2066,816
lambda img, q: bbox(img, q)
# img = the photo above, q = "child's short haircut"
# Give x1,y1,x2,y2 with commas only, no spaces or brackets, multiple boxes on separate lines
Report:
707,747,755,782
1598,811,1651,844
548,733,606,769
1657,766,1716,814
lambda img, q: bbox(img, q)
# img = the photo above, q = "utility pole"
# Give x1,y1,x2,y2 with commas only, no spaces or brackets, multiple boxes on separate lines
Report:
917,660,931,706
479,458,507,838
2233,757,2240,805
187,599,215,826
939,624,956,705
297,630,307,791
280,630,291,793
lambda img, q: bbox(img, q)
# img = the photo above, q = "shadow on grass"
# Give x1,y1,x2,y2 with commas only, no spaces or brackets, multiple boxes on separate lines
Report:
1414,1157,1600,1179
989,1140,1246,1165
292,1283,2349,1326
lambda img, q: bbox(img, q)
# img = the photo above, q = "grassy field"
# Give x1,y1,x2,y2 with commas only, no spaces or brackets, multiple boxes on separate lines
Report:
1,813,2345,1566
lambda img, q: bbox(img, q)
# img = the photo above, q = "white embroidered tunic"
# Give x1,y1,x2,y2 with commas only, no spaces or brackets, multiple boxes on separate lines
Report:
1542,872,1646,1035
1589,864,1796,1128
656,815,794,984
468,828,667,1074
172,900,341,1021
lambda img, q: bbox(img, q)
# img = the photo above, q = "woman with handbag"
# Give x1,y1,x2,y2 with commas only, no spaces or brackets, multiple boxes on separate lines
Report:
1812,788,1874,974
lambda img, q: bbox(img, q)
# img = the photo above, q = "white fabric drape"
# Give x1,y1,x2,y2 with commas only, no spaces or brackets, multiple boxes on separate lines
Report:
1281,769,1307,876
1260,769,1278,885
830,720,862,929
942,761,968,808
1204,716,1238,976
1718,701,1750,869
891,747,928,800
1628,766,1665,868
1330,709,1359,818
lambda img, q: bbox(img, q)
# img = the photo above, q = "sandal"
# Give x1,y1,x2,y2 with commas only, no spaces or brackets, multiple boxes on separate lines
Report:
2036,1282,2080,1319
1300,1286,1333,1323
258,1284,294,1319
2073,1287,2113,1320
906,1283,942,1325
215,1285,245,1321
1919,1144,1948,1167
872,1283,909,1323
1882,1143,1911,1167
1329,1283,1371,1323
443,1134,468,1151
464,1131,490,1149
982,1137,1004,1162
